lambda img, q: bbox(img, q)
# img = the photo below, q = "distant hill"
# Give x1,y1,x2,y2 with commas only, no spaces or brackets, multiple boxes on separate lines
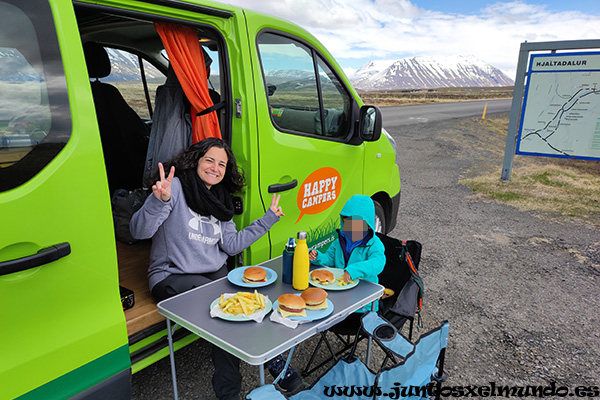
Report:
349,55,514,90
0,47,164,82
103,48,164,81
0,48,40,82
1,48,512,93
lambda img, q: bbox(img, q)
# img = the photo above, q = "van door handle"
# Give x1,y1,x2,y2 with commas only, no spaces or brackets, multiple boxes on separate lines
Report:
268,179,298,193
0,242,71,276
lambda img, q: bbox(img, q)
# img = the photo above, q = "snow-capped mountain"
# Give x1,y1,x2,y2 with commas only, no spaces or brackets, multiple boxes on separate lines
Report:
103,48,163,81
0,47,163,82
0,48,40,82
349,55,513,90
264,69,314,80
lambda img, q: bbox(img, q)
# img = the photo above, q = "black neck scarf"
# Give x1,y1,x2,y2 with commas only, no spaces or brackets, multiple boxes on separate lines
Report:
178,168,234,221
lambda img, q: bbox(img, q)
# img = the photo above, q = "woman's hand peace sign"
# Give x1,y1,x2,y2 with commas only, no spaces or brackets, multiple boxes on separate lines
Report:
269,194,285,217
153,162,175,202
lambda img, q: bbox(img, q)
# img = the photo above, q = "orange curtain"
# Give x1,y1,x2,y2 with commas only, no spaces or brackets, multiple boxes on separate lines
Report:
155,22,221,142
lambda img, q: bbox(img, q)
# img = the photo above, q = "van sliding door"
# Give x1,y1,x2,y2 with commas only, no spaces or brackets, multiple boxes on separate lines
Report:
0,1,130,398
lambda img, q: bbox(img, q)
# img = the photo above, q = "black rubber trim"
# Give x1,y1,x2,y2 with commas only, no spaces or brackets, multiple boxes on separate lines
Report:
137,0,233,18
70,368,131,400
130,325,193,365
128,320,168,346
389,191,400,232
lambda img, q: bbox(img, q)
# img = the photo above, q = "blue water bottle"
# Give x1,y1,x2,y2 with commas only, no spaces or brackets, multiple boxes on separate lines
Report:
282,237,295,284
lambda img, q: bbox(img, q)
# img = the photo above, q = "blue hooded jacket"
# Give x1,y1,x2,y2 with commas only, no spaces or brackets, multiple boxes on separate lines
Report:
312,195,385,310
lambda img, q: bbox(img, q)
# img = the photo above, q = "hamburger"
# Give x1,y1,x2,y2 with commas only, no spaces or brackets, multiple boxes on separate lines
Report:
310,269,335,285
277,293,307,318
242,266,267,284
301,287,328,311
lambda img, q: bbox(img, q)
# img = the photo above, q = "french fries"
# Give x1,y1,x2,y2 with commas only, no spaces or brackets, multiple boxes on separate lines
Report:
336,276,354,286
218,290,266,316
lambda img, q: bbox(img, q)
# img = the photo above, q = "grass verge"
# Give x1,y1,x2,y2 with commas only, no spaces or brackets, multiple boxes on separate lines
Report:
455,117,600,227
359,86,514,106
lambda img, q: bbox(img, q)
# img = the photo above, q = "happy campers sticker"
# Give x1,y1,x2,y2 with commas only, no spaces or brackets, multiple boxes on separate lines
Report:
296,167,341,224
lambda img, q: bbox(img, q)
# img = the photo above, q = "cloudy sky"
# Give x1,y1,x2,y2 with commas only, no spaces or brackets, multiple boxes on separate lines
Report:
222,0,600,79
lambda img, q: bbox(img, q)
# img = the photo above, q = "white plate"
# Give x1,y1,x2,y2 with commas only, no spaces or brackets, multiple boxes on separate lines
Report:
227,266,277,288
210,296,273,322
309,267,359,290
273,295,334,322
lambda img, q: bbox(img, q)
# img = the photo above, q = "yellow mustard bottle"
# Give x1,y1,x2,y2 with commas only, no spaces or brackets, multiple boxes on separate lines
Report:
292,231,309,291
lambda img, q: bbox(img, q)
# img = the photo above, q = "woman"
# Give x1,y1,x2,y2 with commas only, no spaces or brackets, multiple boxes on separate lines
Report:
130,137,283,400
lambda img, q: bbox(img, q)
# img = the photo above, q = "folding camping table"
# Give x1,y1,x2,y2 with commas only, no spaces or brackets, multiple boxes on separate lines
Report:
157,256,384,400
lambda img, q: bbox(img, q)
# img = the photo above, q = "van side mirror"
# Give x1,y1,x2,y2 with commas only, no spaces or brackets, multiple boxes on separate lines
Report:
358,105,382,142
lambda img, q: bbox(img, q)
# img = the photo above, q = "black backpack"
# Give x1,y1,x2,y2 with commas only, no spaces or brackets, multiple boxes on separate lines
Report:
111,188,149,244
376,233,424,333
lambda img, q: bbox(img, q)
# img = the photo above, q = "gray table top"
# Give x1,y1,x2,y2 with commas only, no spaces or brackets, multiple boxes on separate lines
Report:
157,257,384,365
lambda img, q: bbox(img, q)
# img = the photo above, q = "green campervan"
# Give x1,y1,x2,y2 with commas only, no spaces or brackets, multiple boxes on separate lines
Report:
0,0,401,398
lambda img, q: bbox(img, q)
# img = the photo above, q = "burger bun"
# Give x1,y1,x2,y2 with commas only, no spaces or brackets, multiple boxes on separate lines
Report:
242,266,267,283
301,287,328,310
310,269,335,285
277,293,307,318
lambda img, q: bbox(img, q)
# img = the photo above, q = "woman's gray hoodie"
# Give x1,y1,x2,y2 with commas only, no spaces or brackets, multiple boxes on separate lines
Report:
130,177,279,291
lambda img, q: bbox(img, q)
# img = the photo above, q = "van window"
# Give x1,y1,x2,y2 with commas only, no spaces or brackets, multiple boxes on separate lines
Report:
161,46,221,96
257,32,351,138
0,0,70,192
105,48,166,120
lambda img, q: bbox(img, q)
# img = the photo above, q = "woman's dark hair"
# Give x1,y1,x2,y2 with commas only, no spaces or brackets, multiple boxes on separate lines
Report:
148,138,245,193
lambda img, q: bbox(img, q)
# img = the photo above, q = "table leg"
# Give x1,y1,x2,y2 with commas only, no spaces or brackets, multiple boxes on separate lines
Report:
259,364,265,386
366,336,373,369
167,318,179,400
365,300,377,369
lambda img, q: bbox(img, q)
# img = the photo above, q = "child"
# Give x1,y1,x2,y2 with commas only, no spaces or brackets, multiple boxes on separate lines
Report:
309,194,386,314
269,195,385,389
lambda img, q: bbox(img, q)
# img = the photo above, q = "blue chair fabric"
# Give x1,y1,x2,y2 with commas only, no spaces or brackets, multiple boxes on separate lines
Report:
246,312,449,400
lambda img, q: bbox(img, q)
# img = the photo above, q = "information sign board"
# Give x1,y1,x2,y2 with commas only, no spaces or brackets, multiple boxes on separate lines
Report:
516,52,600,160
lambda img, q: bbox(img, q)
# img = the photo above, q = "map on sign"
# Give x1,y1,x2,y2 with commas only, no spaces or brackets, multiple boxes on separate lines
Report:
516,52,600,161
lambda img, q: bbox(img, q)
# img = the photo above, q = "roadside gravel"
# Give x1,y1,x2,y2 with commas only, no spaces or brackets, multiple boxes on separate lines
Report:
385,113,599,396
132,113,599,399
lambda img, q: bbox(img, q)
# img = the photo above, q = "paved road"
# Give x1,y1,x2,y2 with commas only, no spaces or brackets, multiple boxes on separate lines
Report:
380,98,512,126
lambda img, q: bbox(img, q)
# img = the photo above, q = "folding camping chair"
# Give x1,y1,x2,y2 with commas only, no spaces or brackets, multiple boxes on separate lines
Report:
301,233,423,377
247,312,449,400
377,233,423,342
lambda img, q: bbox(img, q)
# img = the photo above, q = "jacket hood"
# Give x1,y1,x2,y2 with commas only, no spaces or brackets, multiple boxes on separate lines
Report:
339,195,376,232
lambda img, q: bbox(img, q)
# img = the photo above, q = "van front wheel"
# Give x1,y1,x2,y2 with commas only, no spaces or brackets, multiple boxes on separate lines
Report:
373,200,386,234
